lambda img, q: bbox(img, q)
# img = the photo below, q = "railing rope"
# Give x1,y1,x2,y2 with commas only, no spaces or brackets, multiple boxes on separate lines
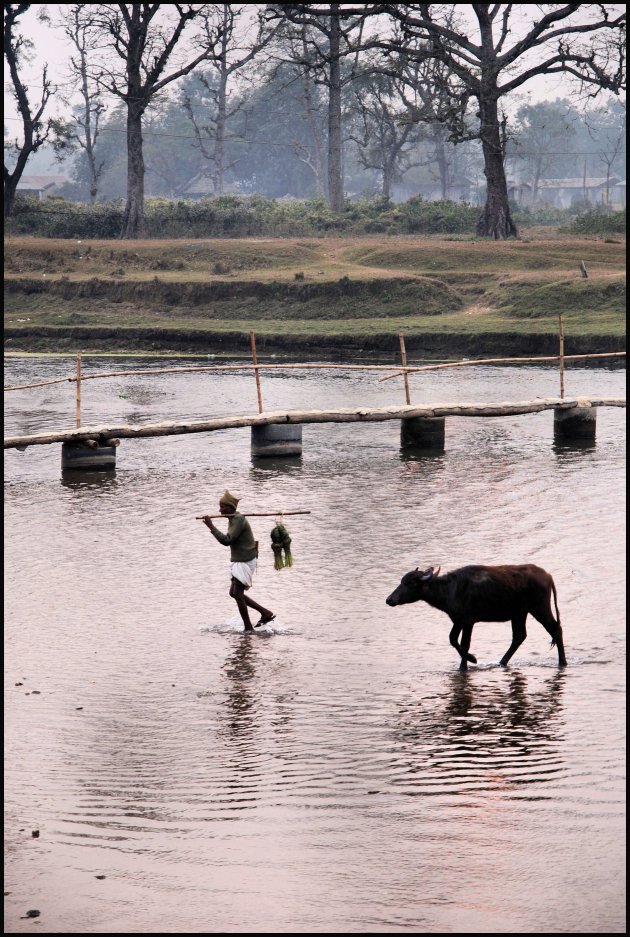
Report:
378,351,625,382
4,352,625,393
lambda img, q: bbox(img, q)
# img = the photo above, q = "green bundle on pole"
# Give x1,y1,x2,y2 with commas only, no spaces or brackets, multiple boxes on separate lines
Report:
270,522,293,570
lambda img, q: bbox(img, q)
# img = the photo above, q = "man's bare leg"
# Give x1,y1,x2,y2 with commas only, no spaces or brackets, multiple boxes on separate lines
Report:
244,595,273,622
230,579,254,632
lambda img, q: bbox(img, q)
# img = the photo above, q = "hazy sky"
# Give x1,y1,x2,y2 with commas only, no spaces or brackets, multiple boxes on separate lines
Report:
4,4,625,129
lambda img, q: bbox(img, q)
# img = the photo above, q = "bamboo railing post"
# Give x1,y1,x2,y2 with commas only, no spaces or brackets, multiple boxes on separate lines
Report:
76,351,82,427
399,333,411,405
558,312,564,399
250,331,263,414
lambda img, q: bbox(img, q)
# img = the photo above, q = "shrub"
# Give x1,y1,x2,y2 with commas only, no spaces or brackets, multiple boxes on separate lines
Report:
14,193,618,241
563,208,626,236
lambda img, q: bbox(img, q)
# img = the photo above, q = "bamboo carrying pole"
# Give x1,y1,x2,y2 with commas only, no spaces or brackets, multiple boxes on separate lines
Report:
75,351,82,427
250,331,264,414
399,333,411,405
558,312,564,397
196,511,311,519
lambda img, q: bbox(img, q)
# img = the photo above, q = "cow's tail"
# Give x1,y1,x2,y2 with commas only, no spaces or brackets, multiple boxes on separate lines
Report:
550,578,561,647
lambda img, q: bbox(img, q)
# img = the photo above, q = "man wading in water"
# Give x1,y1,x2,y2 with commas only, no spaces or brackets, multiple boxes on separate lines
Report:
203,490,275,633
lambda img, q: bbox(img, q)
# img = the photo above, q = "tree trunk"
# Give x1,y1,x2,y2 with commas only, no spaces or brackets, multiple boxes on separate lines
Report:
381,165,392,200
80,52,99,203
121,101,146,239
327,7,344,212
4,170,19,218
476,94,517,239
532,155,543,207
214,68,227,195
435,134,449,200
301,29,325,197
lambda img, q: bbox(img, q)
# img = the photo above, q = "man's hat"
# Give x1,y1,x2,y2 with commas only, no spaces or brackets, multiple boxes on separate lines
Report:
219,489,240,509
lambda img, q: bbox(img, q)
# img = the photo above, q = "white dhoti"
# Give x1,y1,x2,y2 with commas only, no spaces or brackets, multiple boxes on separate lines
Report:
230,558,257,590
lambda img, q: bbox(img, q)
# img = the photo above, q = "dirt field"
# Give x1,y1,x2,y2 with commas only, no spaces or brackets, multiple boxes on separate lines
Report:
4,234,626,357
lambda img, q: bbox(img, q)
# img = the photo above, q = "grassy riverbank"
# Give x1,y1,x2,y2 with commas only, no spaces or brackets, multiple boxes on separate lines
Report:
4,233,626,358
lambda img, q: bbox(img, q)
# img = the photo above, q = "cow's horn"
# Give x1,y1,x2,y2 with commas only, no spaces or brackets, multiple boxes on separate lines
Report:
434,566,441,577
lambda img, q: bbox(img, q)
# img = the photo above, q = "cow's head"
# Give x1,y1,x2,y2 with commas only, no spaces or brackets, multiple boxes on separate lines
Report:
386,566,441,606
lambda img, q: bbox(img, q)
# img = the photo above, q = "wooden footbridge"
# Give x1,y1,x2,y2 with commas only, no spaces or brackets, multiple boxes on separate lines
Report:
3,332,626,459
3,396,626,451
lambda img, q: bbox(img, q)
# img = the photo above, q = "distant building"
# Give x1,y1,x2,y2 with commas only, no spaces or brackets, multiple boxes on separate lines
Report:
177,173,244,198
15,174,70,200
392,174,475,203
509,176,625,209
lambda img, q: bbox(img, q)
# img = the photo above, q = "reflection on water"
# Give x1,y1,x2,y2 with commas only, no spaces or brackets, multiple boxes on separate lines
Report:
443,670,565,738
60,468,118,490
399,447,446,464
393,671,566,796
249,454,303,474
552,436,598,459
221,637,260,738
4,358,625,934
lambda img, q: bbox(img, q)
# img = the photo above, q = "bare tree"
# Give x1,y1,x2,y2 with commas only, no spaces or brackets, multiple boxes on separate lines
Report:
380,3,626,238
4,4,57,216
269,4,372,211
586,102,626,207
247,21,328,196
285,24,327,196
373,32,472,201
598,125,625,207
349,68,424,198
509,100,578,206
59,5,107,203
86,4,220,239
183,4,276,195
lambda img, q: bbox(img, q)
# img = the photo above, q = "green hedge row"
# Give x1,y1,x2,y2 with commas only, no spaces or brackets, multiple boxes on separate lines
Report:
5,193,625,240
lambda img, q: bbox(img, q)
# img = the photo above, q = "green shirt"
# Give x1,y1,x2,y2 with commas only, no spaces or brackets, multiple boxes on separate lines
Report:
211,513,258,562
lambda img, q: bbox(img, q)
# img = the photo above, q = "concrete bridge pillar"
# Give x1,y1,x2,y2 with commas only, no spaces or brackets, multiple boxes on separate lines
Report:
400,416,445,450
251,424,303,457
61,439,119,470
553,404,596,441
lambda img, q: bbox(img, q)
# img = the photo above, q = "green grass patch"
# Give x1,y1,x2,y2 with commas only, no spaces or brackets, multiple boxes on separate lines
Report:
493,275,625,321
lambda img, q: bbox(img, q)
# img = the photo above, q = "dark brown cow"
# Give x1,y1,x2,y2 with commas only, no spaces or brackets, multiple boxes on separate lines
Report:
386,564,567,671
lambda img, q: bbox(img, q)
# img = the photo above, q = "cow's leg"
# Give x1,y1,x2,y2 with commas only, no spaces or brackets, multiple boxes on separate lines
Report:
449,620,477,670
532,605,568,667
500,615,527,666
458,623,475,672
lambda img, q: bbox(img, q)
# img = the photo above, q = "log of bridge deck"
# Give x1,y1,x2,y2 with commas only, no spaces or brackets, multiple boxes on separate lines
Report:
5,400,624,452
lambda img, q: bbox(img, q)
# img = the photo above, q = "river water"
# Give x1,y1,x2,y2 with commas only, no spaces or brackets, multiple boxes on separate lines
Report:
4,355,626,934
